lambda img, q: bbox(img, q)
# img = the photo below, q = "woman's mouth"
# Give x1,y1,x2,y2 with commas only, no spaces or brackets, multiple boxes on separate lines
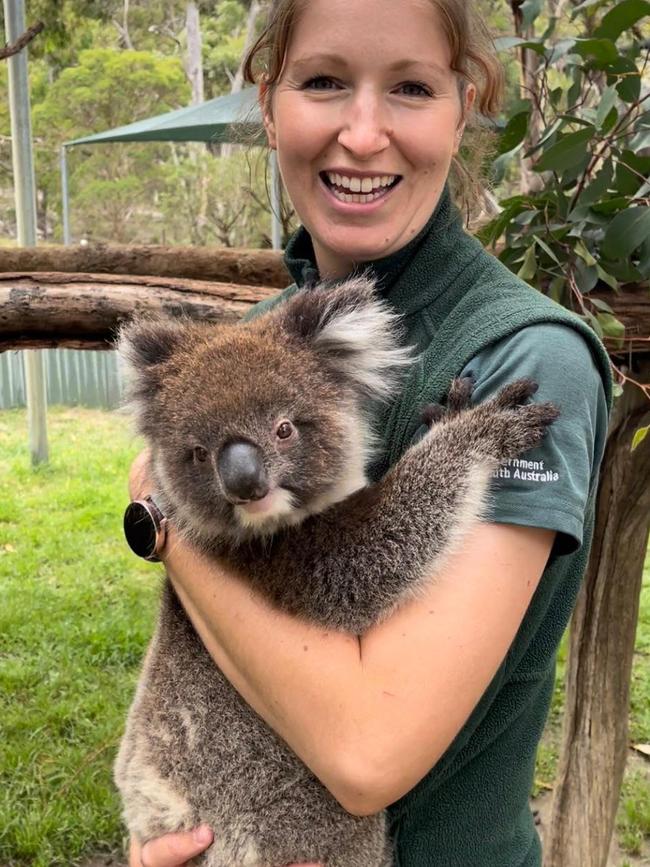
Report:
320,171,401,205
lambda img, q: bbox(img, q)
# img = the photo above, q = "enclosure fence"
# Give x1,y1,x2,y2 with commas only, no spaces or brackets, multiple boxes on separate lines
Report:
0,349,123,410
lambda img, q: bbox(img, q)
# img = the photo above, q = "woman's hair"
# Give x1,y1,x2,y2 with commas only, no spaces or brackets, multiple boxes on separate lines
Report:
243,0,504,220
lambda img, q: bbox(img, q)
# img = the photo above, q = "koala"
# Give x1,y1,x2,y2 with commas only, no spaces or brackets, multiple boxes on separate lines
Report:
115,276,558,867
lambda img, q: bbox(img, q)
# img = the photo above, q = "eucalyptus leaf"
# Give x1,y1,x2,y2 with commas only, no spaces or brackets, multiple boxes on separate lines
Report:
596,266,619,291
595,86,618,129
517,245,538,282
575,259,599,292
594,0,650,41
534,236,561,265
498,112,530,155
535,128,595,172
590,297,615,313
573,37,619,65
602,207,650,259
493,36,545,54
521,0,544,28
577,159,614,206
596,312,625,343
631,425,649,452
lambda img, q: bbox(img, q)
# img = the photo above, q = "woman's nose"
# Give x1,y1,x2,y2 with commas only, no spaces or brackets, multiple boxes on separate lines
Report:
337,91,392,158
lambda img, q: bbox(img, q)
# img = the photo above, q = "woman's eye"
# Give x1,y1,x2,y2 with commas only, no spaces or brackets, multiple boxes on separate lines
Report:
193,446,209,463
276,421,295,440
303,76,340,91
397,81,433,97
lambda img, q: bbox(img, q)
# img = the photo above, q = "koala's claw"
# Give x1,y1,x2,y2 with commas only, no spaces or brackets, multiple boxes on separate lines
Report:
447,375,475,415
492,378,539,409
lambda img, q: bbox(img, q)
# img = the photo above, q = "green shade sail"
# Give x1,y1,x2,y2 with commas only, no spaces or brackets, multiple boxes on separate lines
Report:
65,86,263,147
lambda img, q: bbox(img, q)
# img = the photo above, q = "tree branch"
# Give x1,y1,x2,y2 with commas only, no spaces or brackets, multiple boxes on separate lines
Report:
0,21,45,61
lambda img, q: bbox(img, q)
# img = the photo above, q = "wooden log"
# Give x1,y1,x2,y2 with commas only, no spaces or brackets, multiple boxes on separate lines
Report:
0,244,290,289
544,359,650,867
0,272,279,351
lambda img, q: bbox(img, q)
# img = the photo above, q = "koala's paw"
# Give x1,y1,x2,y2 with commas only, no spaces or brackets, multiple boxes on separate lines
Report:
421,375,475,428
472,379,560,460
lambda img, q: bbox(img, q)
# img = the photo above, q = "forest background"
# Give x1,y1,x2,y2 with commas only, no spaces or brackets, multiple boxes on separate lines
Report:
1,1,649,866
0,0,522,251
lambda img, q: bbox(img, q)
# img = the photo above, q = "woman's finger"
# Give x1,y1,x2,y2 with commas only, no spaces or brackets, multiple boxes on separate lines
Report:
130,826,214,867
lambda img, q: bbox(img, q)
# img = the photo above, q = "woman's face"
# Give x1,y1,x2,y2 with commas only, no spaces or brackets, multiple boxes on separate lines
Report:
263,0,474,278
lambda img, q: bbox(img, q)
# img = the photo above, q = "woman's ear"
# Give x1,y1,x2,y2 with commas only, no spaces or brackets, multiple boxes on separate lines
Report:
259,81,277,149
454,81,476,153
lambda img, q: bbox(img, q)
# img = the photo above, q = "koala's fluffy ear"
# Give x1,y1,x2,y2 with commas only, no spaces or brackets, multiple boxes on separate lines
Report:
280,276,412,399
116,317,192,409
117,317,189,371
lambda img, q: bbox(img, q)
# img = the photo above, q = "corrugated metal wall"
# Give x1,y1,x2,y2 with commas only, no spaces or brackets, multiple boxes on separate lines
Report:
0,350,123,410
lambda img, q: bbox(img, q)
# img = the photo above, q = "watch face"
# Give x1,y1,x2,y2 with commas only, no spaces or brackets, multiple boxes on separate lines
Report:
124,501,158,559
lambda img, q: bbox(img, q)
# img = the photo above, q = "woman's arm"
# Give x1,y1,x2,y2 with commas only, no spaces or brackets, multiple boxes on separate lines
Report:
130,450,554,816
167,520,553,815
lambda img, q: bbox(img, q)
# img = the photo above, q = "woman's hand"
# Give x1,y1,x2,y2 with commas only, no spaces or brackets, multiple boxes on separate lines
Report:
128,829,321,867
129,827,213,867
129,448,153,500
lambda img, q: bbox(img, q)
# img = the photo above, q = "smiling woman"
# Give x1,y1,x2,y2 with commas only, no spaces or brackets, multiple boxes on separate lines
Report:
124,1,612,866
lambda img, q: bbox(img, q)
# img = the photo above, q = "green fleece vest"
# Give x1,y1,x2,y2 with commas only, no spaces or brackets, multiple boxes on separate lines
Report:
246,188,612,866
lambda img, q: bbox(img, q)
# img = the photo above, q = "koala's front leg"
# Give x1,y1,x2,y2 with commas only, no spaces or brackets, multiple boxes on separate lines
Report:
245,379,558,633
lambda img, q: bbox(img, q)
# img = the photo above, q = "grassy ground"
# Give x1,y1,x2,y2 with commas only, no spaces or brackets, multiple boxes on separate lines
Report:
0,407,648,866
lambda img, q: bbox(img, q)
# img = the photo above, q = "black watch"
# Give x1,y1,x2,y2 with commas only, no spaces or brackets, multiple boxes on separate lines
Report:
123,496,167,562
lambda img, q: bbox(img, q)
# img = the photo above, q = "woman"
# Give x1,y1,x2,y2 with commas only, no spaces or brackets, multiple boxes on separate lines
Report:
127,0,611,865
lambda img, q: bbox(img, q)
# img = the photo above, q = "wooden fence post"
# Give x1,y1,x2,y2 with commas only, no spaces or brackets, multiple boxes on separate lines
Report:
544,359,650,867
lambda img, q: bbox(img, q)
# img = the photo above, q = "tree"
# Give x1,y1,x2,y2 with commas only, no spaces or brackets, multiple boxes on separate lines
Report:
484,3,650,864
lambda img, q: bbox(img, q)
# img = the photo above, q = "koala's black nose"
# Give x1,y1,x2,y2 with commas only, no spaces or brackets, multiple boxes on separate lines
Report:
217,441,270,502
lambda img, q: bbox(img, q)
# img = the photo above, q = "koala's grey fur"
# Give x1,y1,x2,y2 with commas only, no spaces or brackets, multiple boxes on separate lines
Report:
115,277,558,867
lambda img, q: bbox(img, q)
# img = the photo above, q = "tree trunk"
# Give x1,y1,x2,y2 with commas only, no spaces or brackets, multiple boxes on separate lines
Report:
221,0,264,159
0,272,278,350
185,1,204,105
544,358,650,867
0,244,289,287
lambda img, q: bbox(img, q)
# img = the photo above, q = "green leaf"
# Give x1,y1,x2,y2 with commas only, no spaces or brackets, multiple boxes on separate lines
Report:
575,259,599,292
498,112,529,155
548,276,566,302
573,37,619,65
577,158,613,206
594,0,650,41
601,207,650,259
607,57,642,102
632,425,649,451
533,235,561,265
596,312,625,341
517,245,538,282
494,36,545,54
575,239,597,266
590,297,614,313
595,86,618,129
614,151,650,196
535,127,595,172
612,381,624,398
521,0,544,28
596,265,619,291
572,0,608,16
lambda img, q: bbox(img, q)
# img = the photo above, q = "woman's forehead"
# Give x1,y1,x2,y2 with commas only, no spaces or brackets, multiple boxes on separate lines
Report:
285,0,453,69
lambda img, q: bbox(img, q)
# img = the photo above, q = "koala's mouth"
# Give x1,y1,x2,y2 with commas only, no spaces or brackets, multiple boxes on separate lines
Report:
232,485,298,530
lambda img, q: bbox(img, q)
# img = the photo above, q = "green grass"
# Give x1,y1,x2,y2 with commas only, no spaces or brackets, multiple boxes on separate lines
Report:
0,407,155,866
0,406,648,865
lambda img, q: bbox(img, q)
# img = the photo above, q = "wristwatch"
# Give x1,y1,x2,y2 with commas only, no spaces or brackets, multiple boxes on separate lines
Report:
123,496,167,562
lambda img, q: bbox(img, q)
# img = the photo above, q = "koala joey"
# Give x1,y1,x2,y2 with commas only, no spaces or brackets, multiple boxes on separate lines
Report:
115,276,558,867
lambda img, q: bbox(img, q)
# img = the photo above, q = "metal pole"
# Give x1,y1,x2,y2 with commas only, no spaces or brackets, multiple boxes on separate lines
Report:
4,0,49,465
61,145,71,245
270,150,282,251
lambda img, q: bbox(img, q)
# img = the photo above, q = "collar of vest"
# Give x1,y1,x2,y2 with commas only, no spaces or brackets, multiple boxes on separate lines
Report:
283,185,475,316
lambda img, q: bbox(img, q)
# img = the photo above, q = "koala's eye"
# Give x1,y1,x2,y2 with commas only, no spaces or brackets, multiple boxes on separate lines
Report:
276,420,294,440
193,446,209,462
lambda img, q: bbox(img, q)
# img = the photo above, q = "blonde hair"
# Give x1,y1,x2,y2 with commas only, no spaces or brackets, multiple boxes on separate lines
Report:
243,0,504,219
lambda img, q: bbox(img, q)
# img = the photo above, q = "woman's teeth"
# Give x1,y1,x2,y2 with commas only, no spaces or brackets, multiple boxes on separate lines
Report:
324,171,398,204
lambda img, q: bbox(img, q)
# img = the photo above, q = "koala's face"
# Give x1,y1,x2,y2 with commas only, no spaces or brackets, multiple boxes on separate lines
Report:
119,277,409,543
